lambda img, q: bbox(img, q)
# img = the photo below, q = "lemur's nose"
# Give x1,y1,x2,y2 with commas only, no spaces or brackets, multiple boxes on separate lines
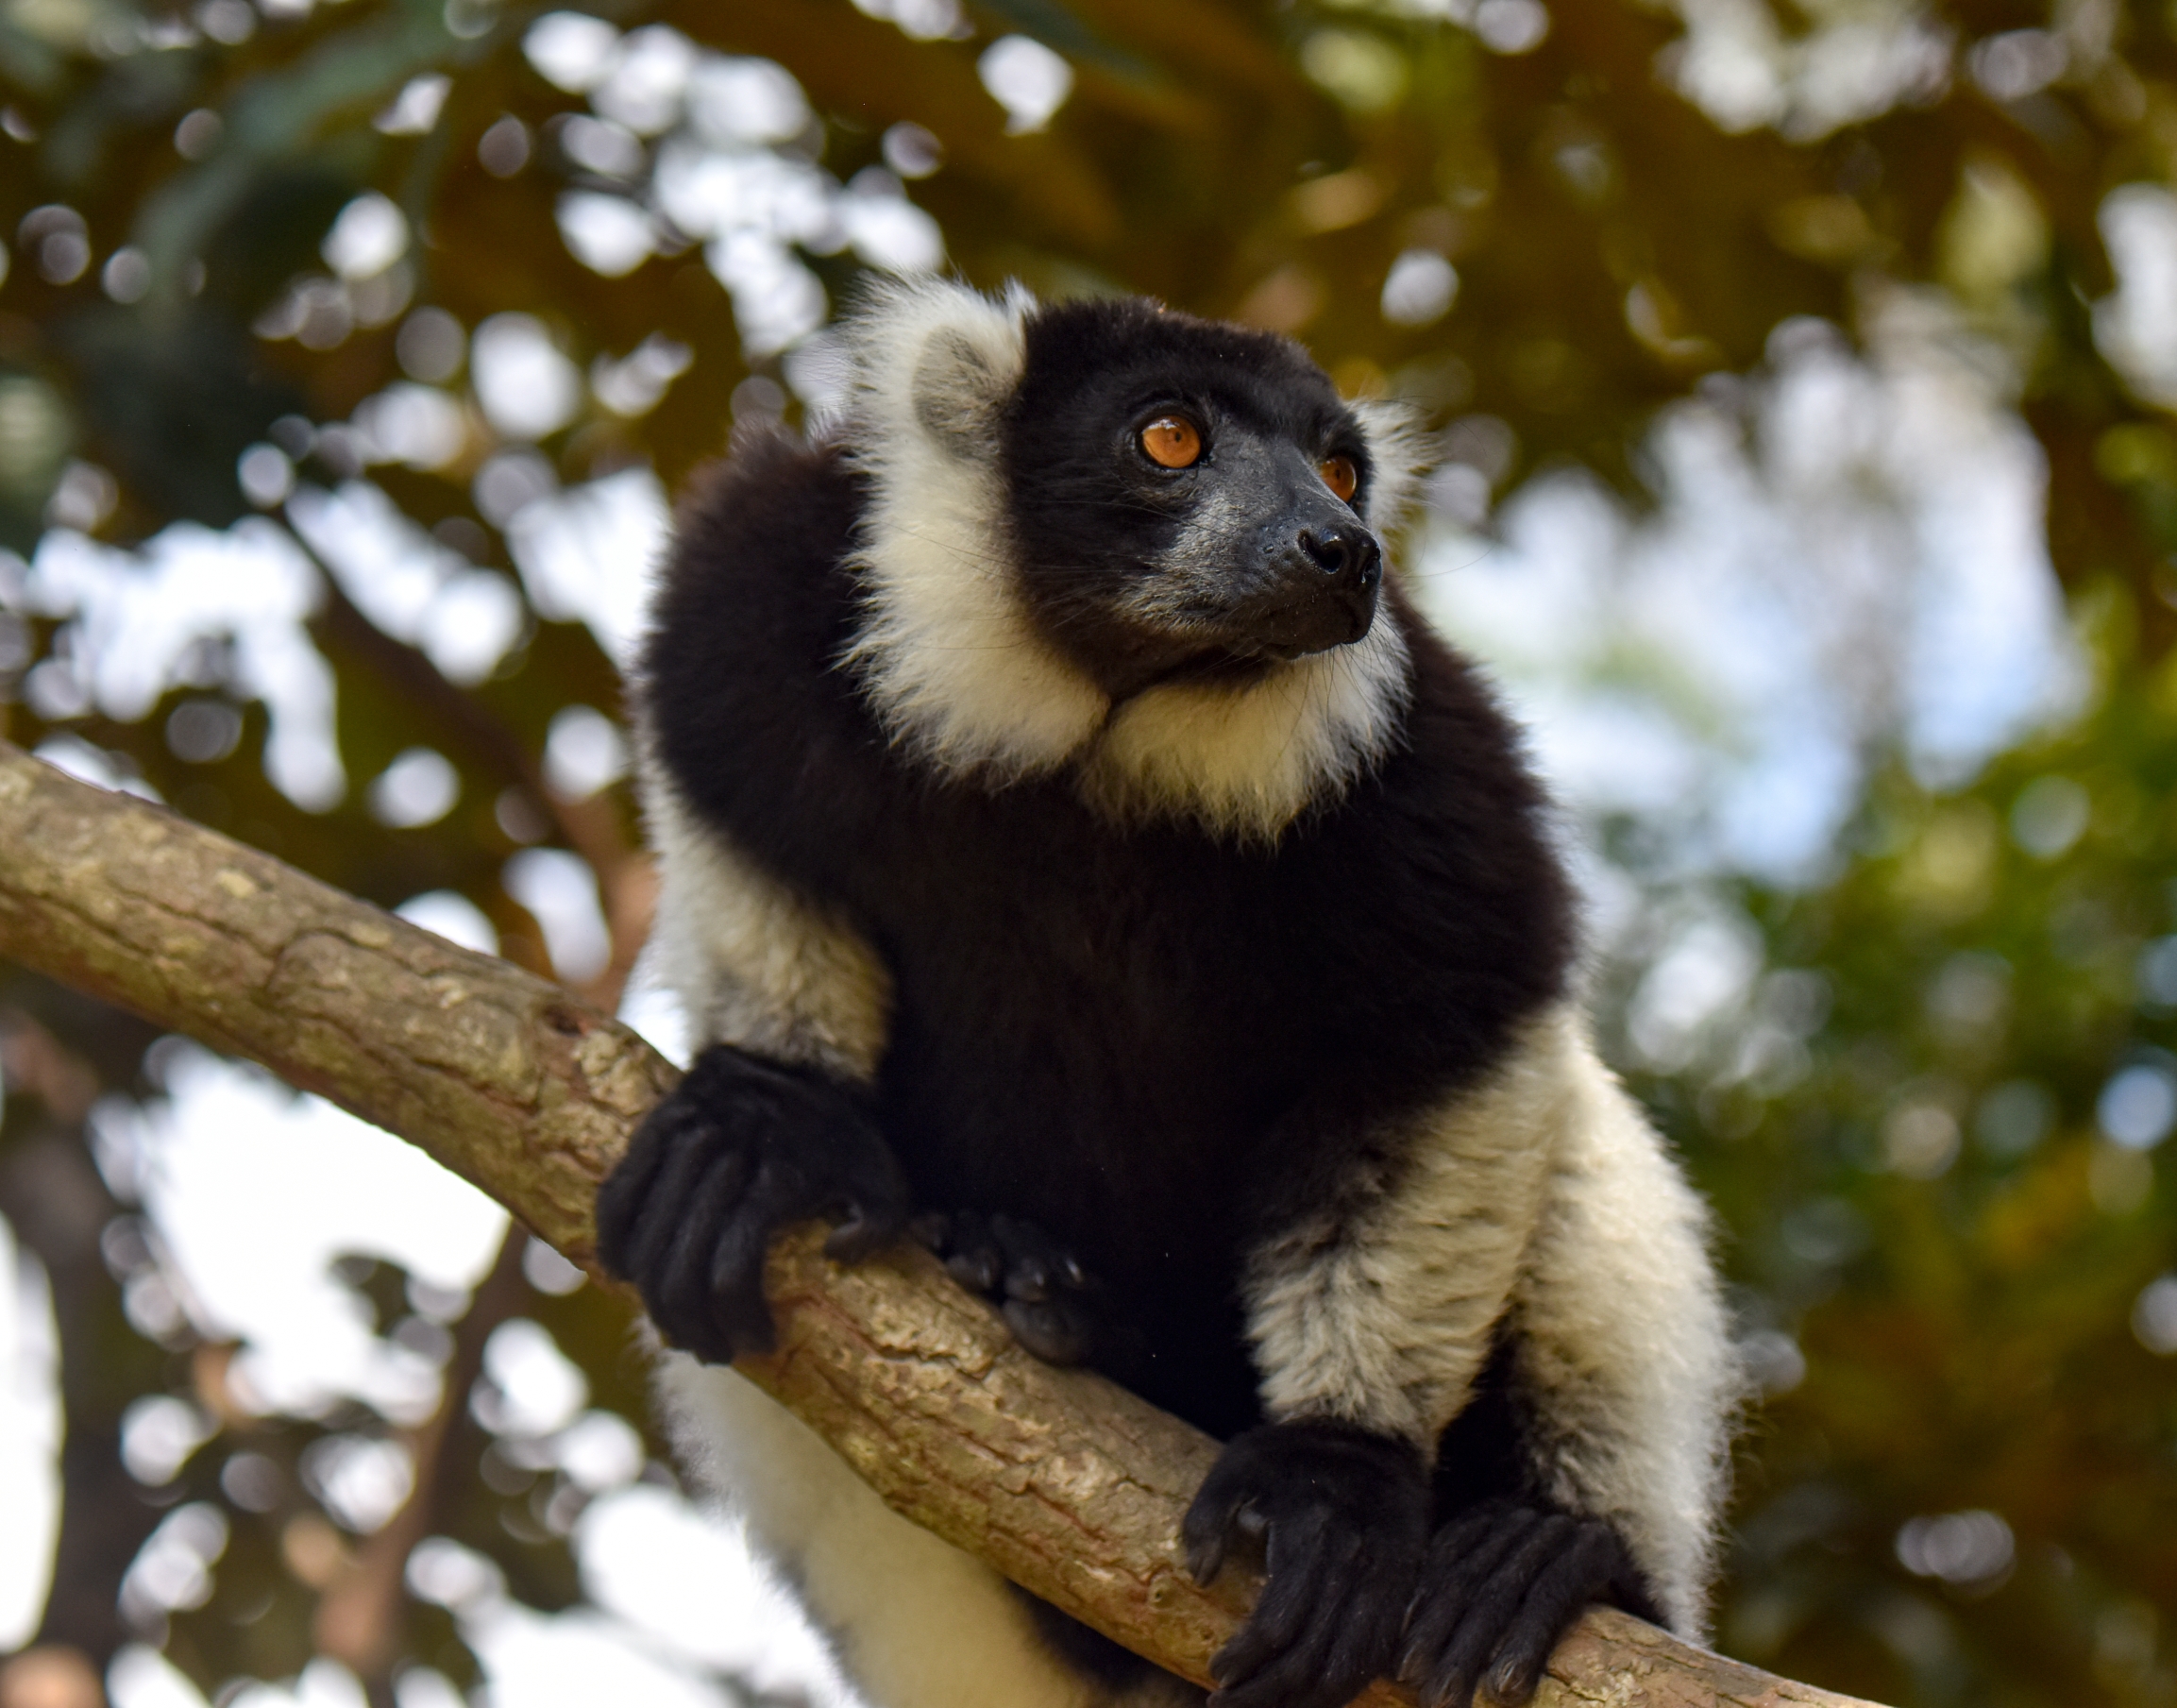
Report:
1236,519,1383,657
1299,525,1382,589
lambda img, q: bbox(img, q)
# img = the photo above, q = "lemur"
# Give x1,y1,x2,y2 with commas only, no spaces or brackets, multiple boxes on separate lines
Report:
598,279,1737,1708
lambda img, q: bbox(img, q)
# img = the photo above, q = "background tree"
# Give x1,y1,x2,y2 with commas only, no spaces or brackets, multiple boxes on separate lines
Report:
3,0,2177,1704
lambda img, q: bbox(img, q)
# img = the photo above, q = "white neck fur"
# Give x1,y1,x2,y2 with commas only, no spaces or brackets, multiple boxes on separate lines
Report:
837,279,1417,841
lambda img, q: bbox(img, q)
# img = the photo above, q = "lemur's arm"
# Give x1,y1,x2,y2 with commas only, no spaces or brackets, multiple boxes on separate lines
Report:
634,762,894,1085
599,770,1101,1363
1237,1009,1566,1446
1187,1008,1732,1708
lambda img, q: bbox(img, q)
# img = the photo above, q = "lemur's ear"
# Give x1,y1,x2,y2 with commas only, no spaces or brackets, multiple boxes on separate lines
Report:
913,328,1013,459
839,278,1032,466
1348,397,1428,534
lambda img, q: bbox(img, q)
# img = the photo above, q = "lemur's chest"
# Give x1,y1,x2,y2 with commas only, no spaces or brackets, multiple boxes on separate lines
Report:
852,798,1306,1211
822,770,1501,1211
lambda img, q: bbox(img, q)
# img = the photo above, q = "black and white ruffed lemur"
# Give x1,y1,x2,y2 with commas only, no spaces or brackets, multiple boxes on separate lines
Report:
596,279,1737,1708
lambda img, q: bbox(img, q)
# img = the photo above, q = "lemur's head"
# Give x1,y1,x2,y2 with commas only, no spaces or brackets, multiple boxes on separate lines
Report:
997,298,1384,698
841,279,1419,838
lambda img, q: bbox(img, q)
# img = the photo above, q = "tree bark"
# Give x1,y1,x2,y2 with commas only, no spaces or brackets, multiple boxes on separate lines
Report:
0,740,1883,1708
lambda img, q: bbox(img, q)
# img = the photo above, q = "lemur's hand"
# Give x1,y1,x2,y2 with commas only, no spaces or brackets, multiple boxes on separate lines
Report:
911,1209,1101,1365
1398,1501,1662,1708
596,1042,909,1364
1182,1420,1428,1708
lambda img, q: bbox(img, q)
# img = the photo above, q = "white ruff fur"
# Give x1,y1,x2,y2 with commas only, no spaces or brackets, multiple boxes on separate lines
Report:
1241,1006,1737,1637
1347,396,1428,536
837,279,1108,784
838,278,1415,839
1078,617,1409,843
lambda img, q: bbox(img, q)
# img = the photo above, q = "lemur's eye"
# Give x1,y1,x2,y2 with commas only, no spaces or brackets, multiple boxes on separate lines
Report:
1319,456,1359,504
1139,416,1203,469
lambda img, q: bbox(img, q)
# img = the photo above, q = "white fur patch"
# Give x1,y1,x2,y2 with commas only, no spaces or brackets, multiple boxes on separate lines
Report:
655,1357,1199,1708
1241,1006,1736,1638
1508,1025,1740,1637
1079,615,1409,841
1242,1007,1566,1445
838,278,1415,841
638,751,893,1080
838,279,1109,784
1349,397,1428,537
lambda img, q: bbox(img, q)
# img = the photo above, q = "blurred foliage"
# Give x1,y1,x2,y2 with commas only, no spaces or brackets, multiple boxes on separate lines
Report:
6,0,2177,1704
1597,583,2177,1705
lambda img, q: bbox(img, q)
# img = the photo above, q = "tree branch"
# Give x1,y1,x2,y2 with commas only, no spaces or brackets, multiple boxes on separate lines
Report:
0,740,1884,1708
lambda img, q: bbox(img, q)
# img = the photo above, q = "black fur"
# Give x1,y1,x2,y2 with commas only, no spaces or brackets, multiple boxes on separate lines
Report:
616,296,1600,1705
1399,1503,1662,1708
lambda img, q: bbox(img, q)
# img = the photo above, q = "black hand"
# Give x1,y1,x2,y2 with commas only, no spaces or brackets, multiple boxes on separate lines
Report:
912,1209,1101,1365
596,1042,910,1363
1181,1420,1428,1708
1398,1501,1662,1708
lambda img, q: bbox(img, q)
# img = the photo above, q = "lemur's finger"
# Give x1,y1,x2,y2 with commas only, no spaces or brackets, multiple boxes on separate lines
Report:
700,1170,812,1356
1180,1489,1249,1586
1414,1514,1575,1708
1211,1510,1347,1684
1400,1505,1541,1683
1002,1297,1094,1365
613,1125,722,1288
654,1148,754,1359
1215,1528,1397,1708
1481,1523,1620,1705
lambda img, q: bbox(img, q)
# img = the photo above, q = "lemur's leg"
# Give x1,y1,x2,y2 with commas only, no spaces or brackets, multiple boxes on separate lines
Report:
1189,1008,1730,1708
1398,1023,1736,1708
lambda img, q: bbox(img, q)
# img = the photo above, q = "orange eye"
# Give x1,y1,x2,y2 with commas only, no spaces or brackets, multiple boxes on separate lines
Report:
1319,456,1359,504
1139,416,1203,469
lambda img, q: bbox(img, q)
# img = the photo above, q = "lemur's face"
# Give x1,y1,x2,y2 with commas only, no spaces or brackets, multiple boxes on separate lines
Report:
1001,302,1382,699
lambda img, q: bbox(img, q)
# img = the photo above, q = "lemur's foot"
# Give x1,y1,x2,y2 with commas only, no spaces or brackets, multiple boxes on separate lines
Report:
597,1043,909,1364
912,1209,1101,1365
1397,1501,1662,1708
1181,1419,1428,1708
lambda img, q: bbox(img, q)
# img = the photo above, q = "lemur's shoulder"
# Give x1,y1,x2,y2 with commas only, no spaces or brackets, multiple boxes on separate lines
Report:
646,428,865,691
638,429,889,866
1376,587,1569,860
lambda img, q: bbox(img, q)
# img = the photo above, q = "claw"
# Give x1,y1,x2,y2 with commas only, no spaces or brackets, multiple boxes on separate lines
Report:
824,1205,901,1263
1007,1255,1052,1302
